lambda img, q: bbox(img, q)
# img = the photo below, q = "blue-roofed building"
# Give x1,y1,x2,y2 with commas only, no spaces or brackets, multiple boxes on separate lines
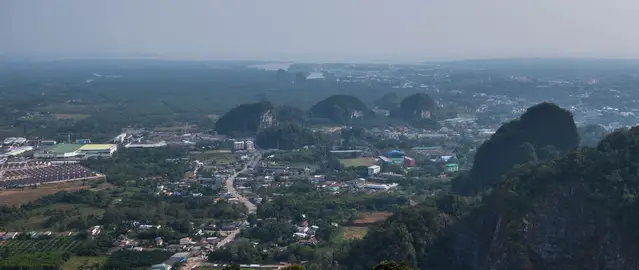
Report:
386,150,405,158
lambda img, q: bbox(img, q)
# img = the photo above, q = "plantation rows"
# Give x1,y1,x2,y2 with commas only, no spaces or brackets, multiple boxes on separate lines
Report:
0,238,81,255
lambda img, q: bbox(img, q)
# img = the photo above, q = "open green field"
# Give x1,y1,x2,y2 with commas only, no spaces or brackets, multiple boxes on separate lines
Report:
339,157,377,168
61,256,108,270
0,238,82,255
1,202,105,231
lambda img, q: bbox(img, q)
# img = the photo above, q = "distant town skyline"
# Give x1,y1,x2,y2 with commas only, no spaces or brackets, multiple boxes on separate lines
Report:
2,0,639,62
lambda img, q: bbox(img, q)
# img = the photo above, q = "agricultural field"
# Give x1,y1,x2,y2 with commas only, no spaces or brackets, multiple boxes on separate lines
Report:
351,212,393,225
61,256,108,270
0,238,82,255
338,212,393,241
340,226,369,240
338,157,378,168
0,180,111,206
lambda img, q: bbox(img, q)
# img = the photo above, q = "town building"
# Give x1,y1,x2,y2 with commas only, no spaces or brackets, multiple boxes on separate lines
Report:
403,156,415,168
234,141,245,151
245,140,254,152
411,146,444,155
377,156,392,164
445,163,459,172
178,237,193,245
367,165,381,176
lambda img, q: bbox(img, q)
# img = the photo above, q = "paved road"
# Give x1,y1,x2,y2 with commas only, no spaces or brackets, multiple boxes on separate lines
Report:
215,153,261,250
225,153,260,214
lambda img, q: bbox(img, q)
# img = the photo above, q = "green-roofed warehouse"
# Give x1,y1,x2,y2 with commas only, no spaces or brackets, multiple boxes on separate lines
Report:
33,144,82,158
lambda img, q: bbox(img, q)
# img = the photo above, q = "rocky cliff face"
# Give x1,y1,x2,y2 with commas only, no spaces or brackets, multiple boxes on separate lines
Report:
445,148,639,270
449,188,639,270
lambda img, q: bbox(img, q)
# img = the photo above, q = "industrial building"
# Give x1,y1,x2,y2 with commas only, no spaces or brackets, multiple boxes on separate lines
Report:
367,165,380,176
33,143,117,159
3,137,27,145
124,141,167,148
33,144,83,159
362,183,399,190
78,144,117,158
5,146,34,156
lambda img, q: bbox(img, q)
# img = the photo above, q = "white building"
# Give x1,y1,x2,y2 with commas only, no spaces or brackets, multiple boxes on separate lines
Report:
234,141,245,151
363,183,398,190
78,144,118,158
124,141,167,148
367,165,381,176
5,146,33,156
245,140,254,152
13,137,27,145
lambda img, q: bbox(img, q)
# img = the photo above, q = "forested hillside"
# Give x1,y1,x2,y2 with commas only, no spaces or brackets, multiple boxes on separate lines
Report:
309,95,373,124
454,102,579,195
215,101,274,135
340,106,639,270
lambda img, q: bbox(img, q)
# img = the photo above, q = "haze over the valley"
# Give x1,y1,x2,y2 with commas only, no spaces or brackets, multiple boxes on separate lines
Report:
2,0,639,62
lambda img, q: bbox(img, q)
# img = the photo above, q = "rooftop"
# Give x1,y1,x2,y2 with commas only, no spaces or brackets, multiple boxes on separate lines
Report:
412,146,442,151
43,144,82,154
79,144,115,151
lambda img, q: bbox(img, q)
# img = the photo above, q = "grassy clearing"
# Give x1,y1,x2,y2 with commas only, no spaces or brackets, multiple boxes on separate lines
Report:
338,157,377,168
61,256,108,270
341,226,369,241
2,203,105,231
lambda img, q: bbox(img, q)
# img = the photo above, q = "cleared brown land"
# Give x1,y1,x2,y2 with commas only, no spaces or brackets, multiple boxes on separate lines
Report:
0,179,108,205
352,212,393,225
342,226,369,240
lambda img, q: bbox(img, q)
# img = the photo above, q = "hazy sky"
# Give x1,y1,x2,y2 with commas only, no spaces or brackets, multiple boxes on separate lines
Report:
1,0,638,62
